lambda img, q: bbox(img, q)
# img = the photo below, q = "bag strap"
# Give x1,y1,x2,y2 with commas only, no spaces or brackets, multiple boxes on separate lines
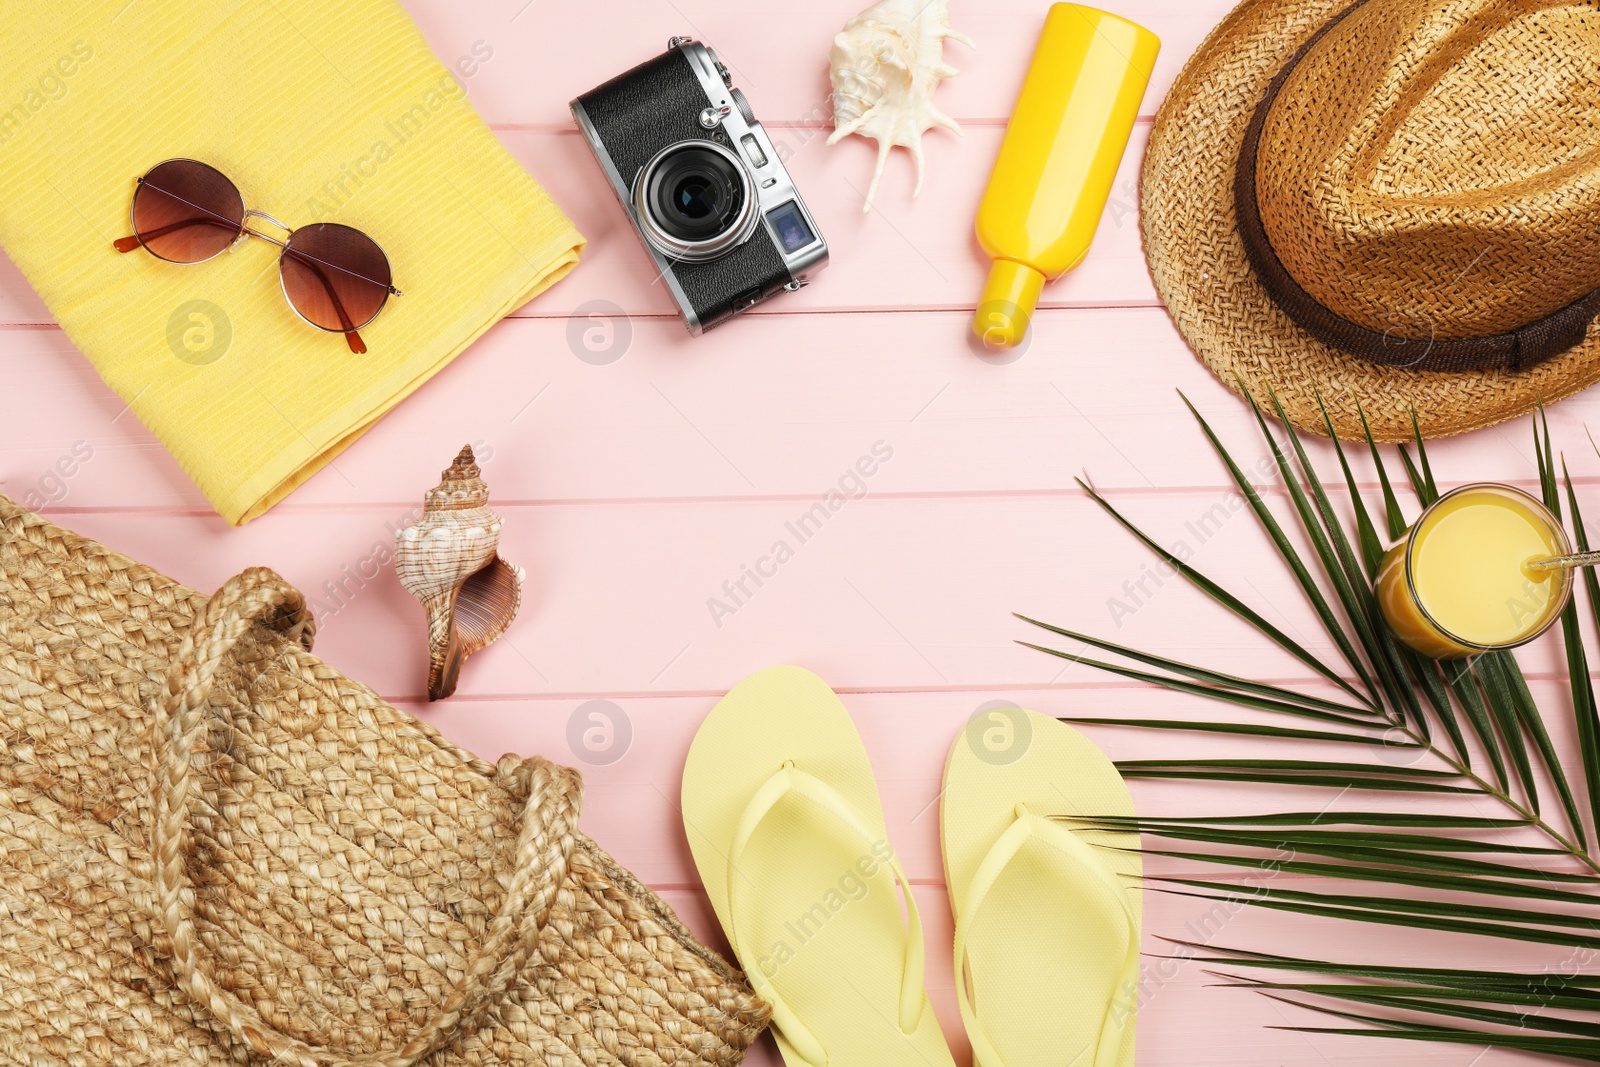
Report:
149,567,583,1067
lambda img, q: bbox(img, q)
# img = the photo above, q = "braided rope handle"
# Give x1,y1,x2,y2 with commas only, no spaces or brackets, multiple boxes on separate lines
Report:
149,568,583,1067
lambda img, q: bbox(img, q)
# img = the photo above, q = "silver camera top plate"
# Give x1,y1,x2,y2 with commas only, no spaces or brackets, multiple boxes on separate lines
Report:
672,40,828,284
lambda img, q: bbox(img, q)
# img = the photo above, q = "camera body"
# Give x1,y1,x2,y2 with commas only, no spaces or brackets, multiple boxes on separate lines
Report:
571,37,828,335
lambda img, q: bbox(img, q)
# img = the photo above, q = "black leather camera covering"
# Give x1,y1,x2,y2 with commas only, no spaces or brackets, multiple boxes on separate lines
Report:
575,47,794,331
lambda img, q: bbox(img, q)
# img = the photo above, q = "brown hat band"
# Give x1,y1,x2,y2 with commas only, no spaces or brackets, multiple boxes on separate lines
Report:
1233,0,1600,375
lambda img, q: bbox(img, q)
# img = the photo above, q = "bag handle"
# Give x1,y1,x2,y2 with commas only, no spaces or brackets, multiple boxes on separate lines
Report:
149,568,583,1067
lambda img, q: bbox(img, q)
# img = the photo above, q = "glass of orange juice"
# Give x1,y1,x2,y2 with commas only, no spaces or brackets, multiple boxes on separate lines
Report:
1375,484,1575,659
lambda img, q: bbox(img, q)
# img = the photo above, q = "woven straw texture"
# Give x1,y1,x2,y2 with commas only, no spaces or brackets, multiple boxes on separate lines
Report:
0,495,769,1066
1141,0,1600,440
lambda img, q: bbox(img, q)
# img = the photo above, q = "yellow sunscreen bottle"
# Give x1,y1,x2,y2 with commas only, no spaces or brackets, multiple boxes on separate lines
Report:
973,4,1159,350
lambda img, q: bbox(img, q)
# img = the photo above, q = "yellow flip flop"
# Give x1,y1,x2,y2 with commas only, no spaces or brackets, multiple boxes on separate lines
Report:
941,708,1142,1067
682,665,955,1067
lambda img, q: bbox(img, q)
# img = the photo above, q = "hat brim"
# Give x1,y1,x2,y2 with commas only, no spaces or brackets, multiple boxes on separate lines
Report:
1140,0,1600,441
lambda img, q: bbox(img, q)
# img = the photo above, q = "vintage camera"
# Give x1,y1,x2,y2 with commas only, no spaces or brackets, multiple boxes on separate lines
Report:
571,37,828,335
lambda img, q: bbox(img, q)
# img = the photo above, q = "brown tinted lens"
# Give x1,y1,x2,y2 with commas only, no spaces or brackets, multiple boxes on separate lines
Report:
280,223,392,333
131,159,244,263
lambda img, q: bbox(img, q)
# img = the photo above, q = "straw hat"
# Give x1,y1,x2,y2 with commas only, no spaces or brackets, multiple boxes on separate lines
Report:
1142,0,1600,440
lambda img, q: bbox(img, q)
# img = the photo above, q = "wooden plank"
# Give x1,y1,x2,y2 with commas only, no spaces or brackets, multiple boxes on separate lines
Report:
542,668,1591,1067
46,493,1335,697
412,670,1588,887
406,0,1227,129
655,881,1570,1067
0,122,1158,327
5,306,1598,511
46,494,1581,700
0,1,1588,1063
508,123,1157,320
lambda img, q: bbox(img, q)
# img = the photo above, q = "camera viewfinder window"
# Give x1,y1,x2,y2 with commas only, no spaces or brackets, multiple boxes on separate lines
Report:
766,201,816,254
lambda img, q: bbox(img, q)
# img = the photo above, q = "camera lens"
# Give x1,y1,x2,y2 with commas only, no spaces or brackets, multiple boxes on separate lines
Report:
674,176,717,219
634,141,758,261
649,145,745,240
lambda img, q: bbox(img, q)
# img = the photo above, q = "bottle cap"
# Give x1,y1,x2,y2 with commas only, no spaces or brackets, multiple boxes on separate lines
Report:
972,260,1045,350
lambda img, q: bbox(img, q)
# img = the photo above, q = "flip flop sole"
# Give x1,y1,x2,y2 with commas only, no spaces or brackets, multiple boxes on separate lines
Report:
942,708,1141,1067
683,665,955,1067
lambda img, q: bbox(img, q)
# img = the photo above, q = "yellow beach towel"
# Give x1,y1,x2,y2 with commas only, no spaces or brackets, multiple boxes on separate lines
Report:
0,0,583,524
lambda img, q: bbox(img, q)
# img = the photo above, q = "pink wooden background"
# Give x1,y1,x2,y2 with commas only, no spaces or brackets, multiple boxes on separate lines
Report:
3,1,1596,1063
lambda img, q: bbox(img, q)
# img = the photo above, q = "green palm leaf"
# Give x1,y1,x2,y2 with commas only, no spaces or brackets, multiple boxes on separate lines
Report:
1319,396,1385,575
1561,459,1600,835
1022,390,1600,1059
1320,394,1476,766
1123,846,1598,902
1081,819,1572,855
1358,403,1408,539
1188,390,1380,701
1267,998,1600,1060
1160,939,1600,989
1257,388,1425,737
1222,979,1600,1033
1019,642,1378,728
1151,880,1600,943
1014,617,1375,717
1440,657,1510,789
1071,475,1366,702
1098,811,1526,829
1473,652,1541,812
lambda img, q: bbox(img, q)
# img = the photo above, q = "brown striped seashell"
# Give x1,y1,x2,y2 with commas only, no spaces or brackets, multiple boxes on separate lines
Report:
394,445,524,700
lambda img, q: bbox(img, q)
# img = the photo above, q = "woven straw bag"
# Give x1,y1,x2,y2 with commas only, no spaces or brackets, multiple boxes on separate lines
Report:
0,496,770,1065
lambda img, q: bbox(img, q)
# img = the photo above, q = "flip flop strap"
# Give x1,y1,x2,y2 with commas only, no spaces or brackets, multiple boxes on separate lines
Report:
953,809,1139,1067
727,763,927,1066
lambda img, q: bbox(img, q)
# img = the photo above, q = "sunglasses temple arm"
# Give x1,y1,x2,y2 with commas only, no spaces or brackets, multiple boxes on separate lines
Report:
113,216,242,253
283,246,367,355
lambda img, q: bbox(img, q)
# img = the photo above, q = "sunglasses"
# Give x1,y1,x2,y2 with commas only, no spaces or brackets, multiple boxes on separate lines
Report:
114,158,401,354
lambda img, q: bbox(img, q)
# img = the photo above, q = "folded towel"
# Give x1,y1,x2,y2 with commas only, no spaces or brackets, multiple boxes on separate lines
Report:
0,0,583,524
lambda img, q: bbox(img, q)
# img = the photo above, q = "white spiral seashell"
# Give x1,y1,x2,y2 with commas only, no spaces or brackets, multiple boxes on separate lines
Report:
827,0,973,212
394,445,524,700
